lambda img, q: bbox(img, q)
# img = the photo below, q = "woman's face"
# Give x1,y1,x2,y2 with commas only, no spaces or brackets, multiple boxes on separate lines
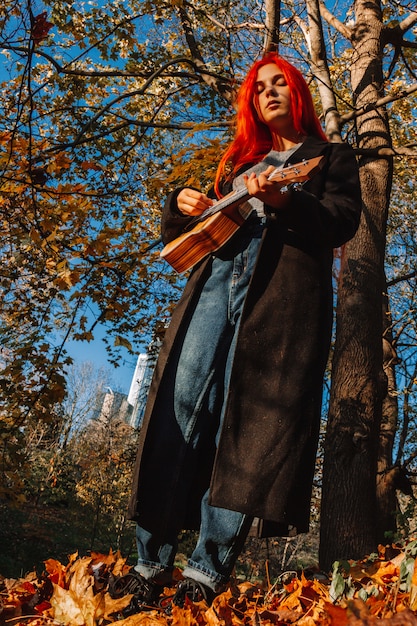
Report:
253,63,292,129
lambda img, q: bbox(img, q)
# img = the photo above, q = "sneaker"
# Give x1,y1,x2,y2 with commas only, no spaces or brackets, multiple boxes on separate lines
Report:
169,577,217,609
108,569,164,615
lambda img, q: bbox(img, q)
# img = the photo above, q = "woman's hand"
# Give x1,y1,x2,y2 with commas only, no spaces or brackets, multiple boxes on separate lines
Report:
243,166,292,210
177,188,214,216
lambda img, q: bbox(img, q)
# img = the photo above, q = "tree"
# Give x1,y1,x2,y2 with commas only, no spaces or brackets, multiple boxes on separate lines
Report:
0,0,416,567
319,0,417,568
72,399,139,552
21,361,122,507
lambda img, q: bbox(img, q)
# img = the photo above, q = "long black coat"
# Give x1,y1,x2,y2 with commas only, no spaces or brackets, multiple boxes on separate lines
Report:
128,136,362,537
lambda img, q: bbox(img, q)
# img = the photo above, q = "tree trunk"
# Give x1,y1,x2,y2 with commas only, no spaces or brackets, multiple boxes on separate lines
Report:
263,0,281,53
305,0,342,142
319,0,393,570
376,286,400,542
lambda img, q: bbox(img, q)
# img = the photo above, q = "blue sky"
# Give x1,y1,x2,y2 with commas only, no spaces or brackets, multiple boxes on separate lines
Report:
65,331,139,394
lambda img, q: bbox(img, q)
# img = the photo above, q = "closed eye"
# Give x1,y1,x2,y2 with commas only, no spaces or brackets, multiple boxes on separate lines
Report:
255,74,287,94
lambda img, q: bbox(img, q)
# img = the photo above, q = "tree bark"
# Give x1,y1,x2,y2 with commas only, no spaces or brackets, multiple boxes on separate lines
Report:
306,0,342,141
319,0,393,570
376,286,400,542
263,0,281,53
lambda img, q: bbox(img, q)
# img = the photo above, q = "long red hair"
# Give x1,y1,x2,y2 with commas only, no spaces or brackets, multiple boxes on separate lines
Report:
214,53,328,197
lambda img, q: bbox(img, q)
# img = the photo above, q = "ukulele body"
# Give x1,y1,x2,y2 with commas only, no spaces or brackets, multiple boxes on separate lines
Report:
160,156,324,273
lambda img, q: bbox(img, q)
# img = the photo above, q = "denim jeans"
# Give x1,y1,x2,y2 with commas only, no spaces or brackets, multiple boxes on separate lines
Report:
135,219,264,591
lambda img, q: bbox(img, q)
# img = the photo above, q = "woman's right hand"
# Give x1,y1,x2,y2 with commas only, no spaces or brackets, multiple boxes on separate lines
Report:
177,188,214,216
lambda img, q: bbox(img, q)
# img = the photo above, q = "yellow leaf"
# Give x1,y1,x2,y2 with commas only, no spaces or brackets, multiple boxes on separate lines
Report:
111,610,167,624
114,335,133,351
409,559,417,610
50,584,86,625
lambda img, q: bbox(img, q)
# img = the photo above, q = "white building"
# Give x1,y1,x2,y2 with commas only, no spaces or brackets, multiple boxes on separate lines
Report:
125,350,157,429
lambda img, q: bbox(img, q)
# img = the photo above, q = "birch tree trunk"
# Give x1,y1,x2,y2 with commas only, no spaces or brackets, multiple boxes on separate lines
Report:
263,0,281,53
319,0,393,570
305,0,342,142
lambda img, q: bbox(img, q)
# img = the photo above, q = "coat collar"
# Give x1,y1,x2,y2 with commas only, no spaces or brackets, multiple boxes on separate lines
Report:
284,135,329,165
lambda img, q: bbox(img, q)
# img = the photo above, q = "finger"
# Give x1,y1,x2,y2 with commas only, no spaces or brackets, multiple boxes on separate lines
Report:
185,190,213,208
177,189,213,215
243,172,261,194
257,172,271,189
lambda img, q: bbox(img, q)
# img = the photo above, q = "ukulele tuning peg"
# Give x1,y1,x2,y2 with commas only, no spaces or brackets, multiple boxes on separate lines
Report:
292,182,303,192
280,185,289,194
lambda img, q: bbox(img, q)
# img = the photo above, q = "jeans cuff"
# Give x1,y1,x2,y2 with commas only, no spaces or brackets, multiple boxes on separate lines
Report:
134,561,174,583
183,560,228,592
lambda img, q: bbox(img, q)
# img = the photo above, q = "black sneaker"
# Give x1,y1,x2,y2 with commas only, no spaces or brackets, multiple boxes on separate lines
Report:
169,577,217,609
108,569,164,615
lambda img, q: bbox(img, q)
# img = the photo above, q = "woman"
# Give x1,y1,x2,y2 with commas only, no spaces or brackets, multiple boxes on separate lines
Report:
121,53,361,612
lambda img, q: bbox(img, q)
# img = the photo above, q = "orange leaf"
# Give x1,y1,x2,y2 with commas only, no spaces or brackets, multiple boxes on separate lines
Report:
81,161,103,171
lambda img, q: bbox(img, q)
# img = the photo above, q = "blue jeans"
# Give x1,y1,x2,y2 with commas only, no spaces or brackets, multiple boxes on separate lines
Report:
135,220,264,591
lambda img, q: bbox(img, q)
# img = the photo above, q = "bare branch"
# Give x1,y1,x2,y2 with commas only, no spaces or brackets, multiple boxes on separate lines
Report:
319,1,353,40
3,45,152,77
196,11,262,33
387,271,417,288
397,11,417,34
400,41,417,49
341,82,417,123
354,146,417,158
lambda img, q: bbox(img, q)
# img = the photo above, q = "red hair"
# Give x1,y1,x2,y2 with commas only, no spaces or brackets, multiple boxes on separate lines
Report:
214,53,328,196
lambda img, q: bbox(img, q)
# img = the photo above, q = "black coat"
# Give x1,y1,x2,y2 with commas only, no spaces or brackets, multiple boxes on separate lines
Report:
128,137,362,537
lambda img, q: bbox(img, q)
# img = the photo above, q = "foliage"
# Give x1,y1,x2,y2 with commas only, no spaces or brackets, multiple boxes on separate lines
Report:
3,544,417,624
0,362,140,578
0,0,416,567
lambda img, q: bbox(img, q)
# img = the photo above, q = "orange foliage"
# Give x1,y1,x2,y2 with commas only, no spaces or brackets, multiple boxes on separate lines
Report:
2,545,417,625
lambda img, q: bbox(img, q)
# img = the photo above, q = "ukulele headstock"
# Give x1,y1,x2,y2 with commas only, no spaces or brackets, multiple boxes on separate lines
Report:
268,155,325,188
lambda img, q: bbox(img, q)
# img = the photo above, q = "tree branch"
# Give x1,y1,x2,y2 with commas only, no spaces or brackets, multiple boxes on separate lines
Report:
263,0,281,54
71,57,230,147
397,11,417,34
340,82,417,123
35,119,230,158
354,146,417,158
176,3,235,102
387,270,417,288
319,1,353,40
383,10,417,49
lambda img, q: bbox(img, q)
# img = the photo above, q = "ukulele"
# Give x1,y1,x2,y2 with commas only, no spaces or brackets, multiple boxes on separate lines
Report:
160,155,324,273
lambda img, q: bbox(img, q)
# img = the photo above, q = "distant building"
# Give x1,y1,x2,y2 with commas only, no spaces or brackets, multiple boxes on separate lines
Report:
95,387,132,423
125,343,159,429
93,340,160,429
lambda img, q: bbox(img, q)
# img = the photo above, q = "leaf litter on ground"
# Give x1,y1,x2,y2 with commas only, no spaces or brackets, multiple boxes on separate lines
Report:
2,541,417,625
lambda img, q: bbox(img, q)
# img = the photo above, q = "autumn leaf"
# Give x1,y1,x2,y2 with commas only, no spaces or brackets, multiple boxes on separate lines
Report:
31,12,53,44
409,558,417,611
114,335,134,351
114,612,169,625
81,161,104,171
3,547,417,626
44,558,67,587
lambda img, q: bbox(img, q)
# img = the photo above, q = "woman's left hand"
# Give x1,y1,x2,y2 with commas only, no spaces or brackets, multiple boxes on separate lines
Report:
243,165,292,210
